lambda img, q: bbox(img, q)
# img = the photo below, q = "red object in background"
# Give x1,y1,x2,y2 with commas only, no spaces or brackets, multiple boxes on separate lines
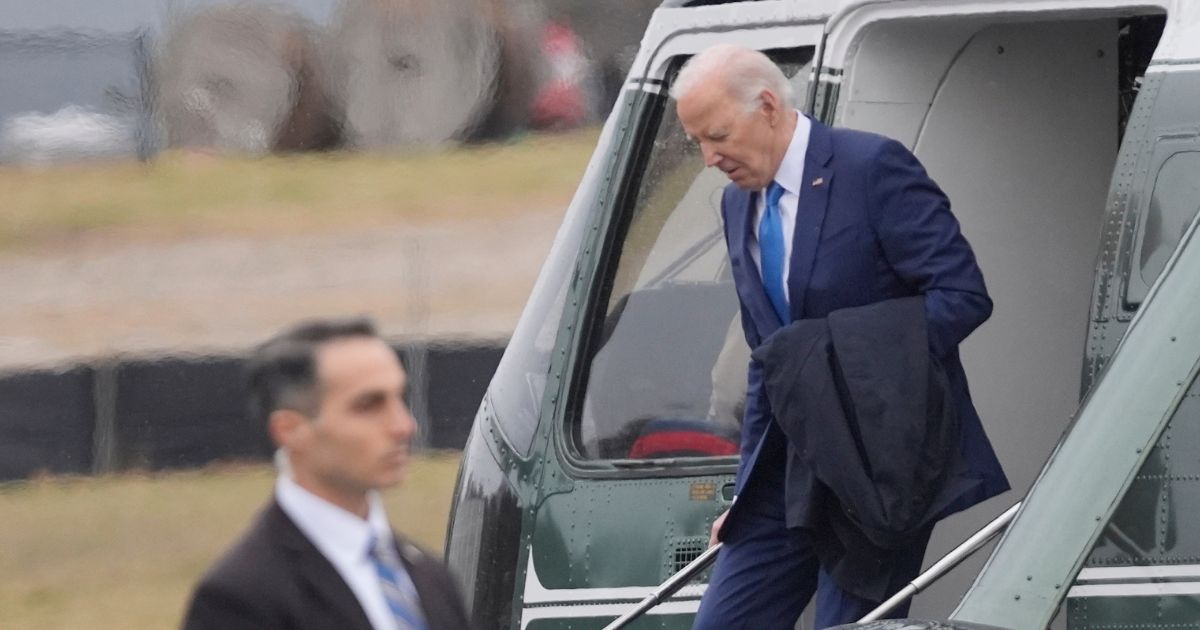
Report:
530,21,591,130
628,431,740,459
627,419,741,459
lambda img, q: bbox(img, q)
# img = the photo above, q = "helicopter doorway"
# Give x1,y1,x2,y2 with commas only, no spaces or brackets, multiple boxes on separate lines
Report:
835,11,1166,624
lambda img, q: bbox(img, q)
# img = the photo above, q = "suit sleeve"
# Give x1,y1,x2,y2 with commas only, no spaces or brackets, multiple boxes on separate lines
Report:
181,579,274,630
434,563,474,630
867,138,992,358
410,554,474,630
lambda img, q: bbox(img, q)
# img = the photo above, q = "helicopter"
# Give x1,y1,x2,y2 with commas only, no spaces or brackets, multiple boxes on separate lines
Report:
444,0,1200,628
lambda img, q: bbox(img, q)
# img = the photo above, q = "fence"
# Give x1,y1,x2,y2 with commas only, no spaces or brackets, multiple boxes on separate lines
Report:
0,340,504,481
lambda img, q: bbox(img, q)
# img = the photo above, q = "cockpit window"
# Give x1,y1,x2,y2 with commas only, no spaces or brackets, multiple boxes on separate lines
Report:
1125,149,1200,306
570,49,813,461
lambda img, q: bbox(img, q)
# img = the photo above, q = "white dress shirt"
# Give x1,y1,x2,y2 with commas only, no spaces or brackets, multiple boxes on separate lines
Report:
749,112,812,303
276,475,409,630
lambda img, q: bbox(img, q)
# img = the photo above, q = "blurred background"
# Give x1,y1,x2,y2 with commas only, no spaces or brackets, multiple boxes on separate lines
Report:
0,0,658,627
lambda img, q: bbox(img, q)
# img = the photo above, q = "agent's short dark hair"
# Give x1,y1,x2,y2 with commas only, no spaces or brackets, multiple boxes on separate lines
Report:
246,316,379,426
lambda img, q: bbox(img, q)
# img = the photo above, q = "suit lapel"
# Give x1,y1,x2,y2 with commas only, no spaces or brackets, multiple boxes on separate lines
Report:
787,116,834,320
726,185,783,340
271,503,375,630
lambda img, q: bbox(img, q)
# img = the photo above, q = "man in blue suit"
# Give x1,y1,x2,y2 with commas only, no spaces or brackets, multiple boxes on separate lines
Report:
673,45,1009,628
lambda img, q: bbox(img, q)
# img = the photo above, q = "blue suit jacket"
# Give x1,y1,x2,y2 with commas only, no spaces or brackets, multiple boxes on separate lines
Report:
723,116,1008,525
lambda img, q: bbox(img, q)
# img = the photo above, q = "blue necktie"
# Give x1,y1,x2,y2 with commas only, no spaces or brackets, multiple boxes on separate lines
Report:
759,181,789,323
368,534,427,630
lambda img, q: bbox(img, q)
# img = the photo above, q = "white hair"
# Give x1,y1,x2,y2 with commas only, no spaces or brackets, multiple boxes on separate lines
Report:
669,44,795,112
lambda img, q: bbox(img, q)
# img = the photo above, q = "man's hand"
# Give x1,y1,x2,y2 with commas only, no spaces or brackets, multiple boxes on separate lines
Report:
709,509,729,548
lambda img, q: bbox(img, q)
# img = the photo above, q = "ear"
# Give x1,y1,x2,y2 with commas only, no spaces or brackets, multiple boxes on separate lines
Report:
759,88,783,124
268,408,310,450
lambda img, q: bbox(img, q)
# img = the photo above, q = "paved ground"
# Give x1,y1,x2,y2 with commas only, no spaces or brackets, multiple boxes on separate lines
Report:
0,206,564,370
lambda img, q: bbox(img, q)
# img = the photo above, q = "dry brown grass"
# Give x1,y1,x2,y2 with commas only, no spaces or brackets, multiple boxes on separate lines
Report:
0,453,463,630
0,129,598,252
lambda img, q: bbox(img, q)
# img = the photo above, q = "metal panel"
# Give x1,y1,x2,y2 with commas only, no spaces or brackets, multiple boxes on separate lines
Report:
1061,378,1200,626
630,1,833,83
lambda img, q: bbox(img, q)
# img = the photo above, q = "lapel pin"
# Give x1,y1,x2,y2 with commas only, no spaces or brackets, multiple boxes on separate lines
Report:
812,177,825,187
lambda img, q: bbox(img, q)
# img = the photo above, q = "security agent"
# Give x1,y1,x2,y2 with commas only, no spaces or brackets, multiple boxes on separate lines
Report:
182,317,470,630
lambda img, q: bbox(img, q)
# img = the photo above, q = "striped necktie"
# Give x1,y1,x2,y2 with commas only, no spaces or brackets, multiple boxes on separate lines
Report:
368,534,427,630
759,181,789,324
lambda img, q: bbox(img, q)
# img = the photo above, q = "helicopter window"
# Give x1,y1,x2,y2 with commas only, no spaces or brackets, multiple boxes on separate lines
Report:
570,50,814,461
1126,149,1200,306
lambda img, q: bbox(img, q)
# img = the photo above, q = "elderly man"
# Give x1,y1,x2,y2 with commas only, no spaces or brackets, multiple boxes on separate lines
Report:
182,317,470,630
672,45,1008,627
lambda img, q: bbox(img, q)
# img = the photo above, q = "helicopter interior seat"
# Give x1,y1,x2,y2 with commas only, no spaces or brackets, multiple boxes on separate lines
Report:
626,417,740,459
581,279,742,459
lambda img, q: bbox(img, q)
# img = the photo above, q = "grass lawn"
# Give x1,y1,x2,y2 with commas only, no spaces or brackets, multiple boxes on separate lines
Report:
0,129,598,252
0,453,463,630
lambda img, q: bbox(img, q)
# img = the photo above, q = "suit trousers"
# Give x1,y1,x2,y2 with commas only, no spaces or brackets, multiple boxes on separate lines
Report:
692,465,933,630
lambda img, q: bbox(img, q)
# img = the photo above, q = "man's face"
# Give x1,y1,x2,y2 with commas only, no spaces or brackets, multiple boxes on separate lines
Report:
288,337,416,499
676,78,780,191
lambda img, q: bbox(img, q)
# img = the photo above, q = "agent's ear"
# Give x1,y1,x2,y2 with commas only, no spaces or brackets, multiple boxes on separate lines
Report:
268,408,310,450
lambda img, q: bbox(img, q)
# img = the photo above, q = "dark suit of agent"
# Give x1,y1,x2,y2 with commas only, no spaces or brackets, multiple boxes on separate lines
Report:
182,318,470,630
673,45,1007,628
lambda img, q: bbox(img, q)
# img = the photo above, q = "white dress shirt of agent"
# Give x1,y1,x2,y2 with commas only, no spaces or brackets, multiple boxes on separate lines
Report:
182,317,470,630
